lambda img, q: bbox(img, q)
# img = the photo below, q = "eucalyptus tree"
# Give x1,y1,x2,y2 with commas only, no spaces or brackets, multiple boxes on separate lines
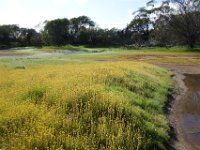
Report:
0,25,20,47
170,0,200,48
127,2,152,45
127,0,171,45
18,28,40,46
69,16,95,44
44,18,70,45
128,0,200,48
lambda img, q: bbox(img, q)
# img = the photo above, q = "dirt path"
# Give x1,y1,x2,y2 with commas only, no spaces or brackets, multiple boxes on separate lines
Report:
157,64,200,150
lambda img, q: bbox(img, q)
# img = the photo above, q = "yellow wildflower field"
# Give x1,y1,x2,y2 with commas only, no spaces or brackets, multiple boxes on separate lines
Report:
0,62,171,149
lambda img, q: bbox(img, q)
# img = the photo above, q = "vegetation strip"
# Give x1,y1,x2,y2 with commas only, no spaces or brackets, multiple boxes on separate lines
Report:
0,62,171,149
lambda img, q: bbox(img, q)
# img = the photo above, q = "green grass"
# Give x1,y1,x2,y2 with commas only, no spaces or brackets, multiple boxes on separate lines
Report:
0,46,199,149
0,63,172,150
0,45,200,68
40,45,106,53
0,45,200,150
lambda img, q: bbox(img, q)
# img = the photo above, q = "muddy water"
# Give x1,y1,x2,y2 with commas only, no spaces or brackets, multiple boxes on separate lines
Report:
180,74,200,150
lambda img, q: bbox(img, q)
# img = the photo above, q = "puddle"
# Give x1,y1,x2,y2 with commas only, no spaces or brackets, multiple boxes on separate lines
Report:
180,74,200,150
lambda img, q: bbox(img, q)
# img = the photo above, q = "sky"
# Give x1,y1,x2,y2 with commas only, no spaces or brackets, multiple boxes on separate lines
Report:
0,0,150,30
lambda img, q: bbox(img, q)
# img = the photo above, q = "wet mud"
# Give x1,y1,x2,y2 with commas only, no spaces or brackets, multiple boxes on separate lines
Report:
179,74,200,150
155,64,200,150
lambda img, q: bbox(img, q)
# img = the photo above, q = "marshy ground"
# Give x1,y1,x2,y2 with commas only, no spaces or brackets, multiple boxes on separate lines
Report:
0,46,199,149
162,65,200,150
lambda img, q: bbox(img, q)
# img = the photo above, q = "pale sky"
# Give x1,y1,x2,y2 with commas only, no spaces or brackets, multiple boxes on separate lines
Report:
0,0,149,30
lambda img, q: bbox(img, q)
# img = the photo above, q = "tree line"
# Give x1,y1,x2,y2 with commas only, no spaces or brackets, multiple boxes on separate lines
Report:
0,0,199,49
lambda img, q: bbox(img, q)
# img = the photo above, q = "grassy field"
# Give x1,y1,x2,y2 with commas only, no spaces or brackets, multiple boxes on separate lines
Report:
1,46,198,149
1,46,200,68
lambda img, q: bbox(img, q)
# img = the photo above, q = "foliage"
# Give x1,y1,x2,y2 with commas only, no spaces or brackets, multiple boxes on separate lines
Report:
0,25,19,46
170,0,200,48
43,18,70,46
127,0,200,48
0,25,42,48
0,62,171,149
127,17,151,45
69,16,95,44
0,1,199,49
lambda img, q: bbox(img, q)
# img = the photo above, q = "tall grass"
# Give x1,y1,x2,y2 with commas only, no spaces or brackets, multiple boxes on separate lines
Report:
0,62,171,149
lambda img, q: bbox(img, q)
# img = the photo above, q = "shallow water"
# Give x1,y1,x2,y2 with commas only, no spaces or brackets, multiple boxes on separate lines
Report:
181,74,200,150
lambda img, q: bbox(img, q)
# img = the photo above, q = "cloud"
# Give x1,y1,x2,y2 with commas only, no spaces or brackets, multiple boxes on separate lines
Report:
0,0,150,29
54,0,69,4
0,0,45,28
99,8,133,29
169,2,179,10
114,8,133,29
76,0,88,5
53,0,88,5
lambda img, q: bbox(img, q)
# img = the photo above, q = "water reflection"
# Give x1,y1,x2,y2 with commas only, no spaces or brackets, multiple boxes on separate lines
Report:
181,74,200,149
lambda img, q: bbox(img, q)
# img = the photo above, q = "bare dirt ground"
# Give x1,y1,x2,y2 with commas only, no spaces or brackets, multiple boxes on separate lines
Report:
122,55,200,62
